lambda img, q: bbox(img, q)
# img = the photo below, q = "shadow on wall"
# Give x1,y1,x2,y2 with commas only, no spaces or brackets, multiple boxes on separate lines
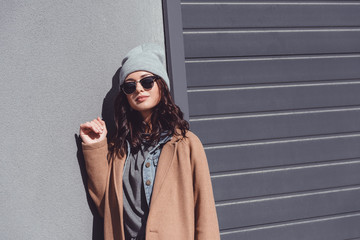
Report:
101,67,121,139
75,68,121,240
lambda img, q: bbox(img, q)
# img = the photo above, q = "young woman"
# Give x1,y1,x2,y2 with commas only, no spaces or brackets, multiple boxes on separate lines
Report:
80,43,220,240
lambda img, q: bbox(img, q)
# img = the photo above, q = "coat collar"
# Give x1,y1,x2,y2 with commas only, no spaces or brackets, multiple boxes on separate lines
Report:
150,139,178,205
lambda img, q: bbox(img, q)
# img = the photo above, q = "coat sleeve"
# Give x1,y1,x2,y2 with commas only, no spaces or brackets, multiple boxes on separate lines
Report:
82,138,110,217
189,133,221,240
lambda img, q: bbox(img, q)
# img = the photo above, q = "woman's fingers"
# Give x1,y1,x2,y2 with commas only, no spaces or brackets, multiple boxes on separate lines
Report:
98,117,107,133
101,120,107,131
91,120,102,133
94,117,107,133
80,122,93,133
98,117,106,128
93,118,104,131
80,121,99,134
80,117,107,135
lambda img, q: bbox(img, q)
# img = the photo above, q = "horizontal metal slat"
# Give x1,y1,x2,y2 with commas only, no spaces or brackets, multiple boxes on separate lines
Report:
188,81,360,116
190,107,360,144
216,186,360,229
206,134,360,173
183,29,360,58
212,159,360,201
220,212,360,240
182,3,360,29
182,0,360,3
185,55,360,87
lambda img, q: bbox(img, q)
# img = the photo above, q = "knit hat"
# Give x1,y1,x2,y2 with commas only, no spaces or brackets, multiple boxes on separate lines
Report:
119,43,170,90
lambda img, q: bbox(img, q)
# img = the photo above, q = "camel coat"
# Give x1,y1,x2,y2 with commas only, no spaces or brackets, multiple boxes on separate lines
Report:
82,131,220,240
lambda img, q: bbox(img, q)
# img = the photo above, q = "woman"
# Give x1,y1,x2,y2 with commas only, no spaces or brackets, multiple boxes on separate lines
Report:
80,43,220,240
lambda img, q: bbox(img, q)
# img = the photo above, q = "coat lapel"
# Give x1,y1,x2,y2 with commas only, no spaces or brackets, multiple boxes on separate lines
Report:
112,155,126,239
150,140,177,204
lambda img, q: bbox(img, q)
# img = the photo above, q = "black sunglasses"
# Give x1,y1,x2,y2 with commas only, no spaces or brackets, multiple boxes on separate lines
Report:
122,75,159,95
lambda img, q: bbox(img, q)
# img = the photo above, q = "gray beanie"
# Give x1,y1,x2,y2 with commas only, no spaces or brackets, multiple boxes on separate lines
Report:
119,43,170,90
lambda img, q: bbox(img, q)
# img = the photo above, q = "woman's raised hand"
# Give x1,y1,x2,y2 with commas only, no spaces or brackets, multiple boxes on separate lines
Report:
79,117,108,144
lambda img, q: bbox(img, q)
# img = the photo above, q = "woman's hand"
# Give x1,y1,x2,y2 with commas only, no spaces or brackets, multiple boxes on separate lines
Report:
79,117,107,144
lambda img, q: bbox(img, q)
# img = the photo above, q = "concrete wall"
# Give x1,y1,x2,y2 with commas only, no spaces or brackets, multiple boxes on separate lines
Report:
0,1,164,239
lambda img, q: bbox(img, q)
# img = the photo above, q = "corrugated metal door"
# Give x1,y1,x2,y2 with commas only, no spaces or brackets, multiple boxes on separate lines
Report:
164,1,360,239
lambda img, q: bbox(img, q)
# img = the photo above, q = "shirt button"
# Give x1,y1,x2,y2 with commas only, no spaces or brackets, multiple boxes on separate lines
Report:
146,180,151,186
145,162,151,168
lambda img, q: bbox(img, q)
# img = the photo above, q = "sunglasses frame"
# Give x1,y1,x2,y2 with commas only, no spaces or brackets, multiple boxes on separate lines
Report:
122,75,160,95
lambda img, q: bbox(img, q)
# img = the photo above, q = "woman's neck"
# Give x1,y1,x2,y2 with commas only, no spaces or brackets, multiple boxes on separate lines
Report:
140,109,152,122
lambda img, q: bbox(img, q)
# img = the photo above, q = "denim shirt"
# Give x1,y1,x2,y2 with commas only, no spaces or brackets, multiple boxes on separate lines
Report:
123,134,172,206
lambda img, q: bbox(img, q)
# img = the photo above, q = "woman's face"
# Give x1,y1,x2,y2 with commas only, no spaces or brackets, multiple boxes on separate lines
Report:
124,71,161,120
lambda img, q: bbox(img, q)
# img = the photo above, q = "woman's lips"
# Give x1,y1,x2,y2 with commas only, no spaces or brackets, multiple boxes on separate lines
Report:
135,95,149,103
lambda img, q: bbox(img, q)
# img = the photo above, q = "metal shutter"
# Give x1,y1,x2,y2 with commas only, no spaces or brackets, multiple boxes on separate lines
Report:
164,1,360,239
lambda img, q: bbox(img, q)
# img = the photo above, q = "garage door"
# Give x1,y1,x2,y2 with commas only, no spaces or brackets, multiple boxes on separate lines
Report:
163,1,360,239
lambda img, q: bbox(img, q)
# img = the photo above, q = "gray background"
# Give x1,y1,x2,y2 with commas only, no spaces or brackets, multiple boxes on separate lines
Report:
0,1,164,239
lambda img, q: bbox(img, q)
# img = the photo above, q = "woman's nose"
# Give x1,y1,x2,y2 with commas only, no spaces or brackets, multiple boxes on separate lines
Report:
135,81,144,92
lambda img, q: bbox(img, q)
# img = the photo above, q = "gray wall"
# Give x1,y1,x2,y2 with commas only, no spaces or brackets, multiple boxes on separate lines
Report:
0,1,164,239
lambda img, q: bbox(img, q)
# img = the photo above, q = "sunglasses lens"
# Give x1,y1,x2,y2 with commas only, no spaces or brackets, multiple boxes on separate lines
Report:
123,82,136,94
140,77,155,89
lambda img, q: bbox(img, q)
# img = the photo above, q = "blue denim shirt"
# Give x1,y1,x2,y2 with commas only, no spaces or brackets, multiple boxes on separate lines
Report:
123,134,172,206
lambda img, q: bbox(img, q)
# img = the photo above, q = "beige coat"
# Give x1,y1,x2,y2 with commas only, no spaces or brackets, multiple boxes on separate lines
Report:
82,131,220,240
